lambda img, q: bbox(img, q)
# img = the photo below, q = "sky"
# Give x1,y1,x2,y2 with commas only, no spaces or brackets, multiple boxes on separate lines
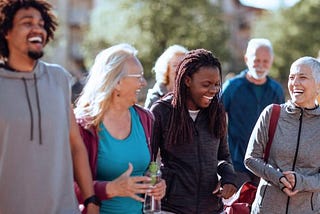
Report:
239,0,301,10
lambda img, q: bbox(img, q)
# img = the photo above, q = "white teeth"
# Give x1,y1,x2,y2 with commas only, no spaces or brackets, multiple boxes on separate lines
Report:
293,89,303,93
28,36,42,43
203,95,214,100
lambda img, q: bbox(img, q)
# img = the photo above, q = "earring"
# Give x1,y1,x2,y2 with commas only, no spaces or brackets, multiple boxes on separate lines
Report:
115,89,120,97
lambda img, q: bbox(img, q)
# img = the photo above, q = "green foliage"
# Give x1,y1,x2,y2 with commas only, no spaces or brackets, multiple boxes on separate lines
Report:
83,0,230,78
252,0,320,87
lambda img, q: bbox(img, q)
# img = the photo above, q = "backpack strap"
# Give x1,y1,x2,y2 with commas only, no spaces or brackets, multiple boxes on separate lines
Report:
264,104,281,163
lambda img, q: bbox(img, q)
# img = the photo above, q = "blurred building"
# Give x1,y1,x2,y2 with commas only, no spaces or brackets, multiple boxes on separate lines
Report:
220,0,264,72
46,0,93,77
46,0,263,76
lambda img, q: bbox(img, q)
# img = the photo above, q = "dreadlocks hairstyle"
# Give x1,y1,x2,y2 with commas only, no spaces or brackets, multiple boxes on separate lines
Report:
167,48,226,145
0,0,58,58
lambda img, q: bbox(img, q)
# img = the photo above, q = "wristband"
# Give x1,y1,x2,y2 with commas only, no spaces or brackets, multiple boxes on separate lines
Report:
84,195,101,208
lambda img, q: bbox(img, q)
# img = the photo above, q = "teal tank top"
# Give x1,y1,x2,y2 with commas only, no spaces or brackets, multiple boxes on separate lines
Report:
97,106,150,214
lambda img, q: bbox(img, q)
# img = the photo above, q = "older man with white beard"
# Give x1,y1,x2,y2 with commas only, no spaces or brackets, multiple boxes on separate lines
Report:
222,38,285,189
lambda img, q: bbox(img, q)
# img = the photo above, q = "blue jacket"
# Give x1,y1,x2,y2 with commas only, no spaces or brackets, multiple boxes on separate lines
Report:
222,70,285,172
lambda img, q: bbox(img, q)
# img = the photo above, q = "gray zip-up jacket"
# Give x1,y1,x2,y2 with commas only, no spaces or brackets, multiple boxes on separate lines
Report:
245,101,320,214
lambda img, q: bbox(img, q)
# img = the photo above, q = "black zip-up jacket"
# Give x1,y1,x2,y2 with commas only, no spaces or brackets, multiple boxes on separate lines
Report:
151,96,236,214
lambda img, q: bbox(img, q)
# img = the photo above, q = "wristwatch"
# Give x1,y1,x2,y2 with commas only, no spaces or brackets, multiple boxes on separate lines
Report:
84,195,101,208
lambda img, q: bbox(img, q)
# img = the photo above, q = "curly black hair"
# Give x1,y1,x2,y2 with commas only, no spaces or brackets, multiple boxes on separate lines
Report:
0,0,58,58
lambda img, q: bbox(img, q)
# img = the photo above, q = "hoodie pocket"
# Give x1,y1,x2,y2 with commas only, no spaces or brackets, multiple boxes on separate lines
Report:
162,168,176,202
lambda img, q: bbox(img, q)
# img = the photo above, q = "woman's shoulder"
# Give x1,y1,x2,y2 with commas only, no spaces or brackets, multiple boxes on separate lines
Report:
75,116,97,136
150,94,173,114
133,104,154,120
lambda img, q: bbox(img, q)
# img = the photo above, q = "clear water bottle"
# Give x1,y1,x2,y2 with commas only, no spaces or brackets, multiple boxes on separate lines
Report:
143,161,162,214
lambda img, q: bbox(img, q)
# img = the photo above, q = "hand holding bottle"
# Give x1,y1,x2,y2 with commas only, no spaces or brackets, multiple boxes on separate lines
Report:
148,179,166,200
143,162,166,213
105,163,153,202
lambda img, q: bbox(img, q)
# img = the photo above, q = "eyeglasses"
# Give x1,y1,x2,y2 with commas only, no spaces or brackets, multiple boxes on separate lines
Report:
126,72,145,82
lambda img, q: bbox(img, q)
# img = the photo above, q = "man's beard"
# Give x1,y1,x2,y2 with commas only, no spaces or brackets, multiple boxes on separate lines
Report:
28,50,44,60
248,68,268,80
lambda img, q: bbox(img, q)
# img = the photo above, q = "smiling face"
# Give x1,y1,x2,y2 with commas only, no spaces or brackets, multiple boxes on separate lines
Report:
118,56,146,105
184,66,221,110
5,7,47,60
288,63,319,108
245,46,273,81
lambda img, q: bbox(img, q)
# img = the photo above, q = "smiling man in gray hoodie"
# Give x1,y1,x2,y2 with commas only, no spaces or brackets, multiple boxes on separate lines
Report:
0,1,99,213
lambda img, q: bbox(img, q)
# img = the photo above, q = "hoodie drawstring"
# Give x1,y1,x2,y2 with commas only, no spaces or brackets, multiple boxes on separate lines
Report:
22,78,34,141
34,73,42,145
22,74,42,145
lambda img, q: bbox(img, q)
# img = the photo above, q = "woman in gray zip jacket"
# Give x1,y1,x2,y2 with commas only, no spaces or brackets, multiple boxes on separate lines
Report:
245,56,320,214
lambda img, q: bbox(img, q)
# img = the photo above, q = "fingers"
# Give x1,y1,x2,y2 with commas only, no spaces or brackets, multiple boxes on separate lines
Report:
212,184,237,199
149,179,166,200
212,181,221,194
131,175,151,184
110,163,152,200
283,171,294,175
220,184,237,199
108,163,166,202
121,162,133,177
281,171,298,197
133,182,153,192
122,163,153,183
280,176,292,189
129,193,145,202
282,187,299,197
283,171,295,188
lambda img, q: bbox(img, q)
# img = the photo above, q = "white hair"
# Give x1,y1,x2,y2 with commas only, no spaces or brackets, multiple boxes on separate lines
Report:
291,56,320,84
245,38,273,57
153,44,188,84
74,43,138,127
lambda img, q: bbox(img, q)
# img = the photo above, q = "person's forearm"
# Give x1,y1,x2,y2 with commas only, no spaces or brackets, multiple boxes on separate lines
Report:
72,143,95,199
69,107,95,199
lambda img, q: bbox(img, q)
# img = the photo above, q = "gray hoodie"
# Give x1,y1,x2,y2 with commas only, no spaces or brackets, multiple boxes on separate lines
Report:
0,61,80,213
245,101,320,214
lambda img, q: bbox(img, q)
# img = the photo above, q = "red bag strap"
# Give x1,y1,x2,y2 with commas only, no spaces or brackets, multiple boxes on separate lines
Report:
264,104,280,163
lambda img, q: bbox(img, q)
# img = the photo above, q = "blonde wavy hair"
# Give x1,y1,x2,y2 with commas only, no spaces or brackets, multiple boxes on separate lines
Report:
74,43,138,128
153,44,188,85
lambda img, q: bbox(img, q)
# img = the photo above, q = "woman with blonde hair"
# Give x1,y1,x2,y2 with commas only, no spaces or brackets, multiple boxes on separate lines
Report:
144,44,188,108
74,43,166,214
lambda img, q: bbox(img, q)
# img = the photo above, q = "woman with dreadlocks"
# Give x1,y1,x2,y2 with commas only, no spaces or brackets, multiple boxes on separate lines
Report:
150,49,237,213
